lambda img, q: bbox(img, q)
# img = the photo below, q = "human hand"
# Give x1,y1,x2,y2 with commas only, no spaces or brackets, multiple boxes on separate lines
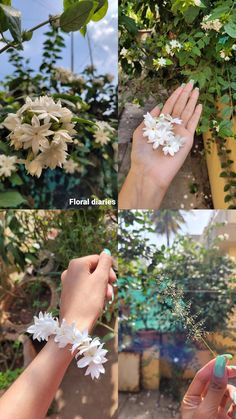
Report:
132,82,202,189
181,356,236,419
59,251,116,333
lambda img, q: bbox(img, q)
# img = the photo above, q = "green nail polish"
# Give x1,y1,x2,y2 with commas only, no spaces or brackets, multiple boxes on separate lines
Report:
228,366,236,369
233,391,236,404
189,79,195,85
103,248,111,256
214,356,226,378
157,103,163,109
181,83,186,87
222,353,233,359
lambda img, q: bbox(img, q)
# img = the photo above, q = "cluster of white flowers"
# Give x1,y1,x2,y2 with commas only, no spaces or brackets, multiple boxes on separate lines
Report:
143,112,185,156
165,40,182,56
0,154,17,178
200,15,223,32
3,96,77,177
93,121,115,146
27,312,108,380
55,67,85,85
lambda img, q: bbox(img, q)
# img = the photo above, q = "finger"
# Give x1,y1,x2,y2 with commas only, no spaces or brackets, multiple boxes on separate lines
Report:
172,82,194,117
135,106,161,134
181,88,199,126
106,283,114,300
95,250,113,281
199,356,228,416
109,267,117,284
161,85,183,115
183,357,233,400
186,104,202,134
61,269,67,282
224,384,236,407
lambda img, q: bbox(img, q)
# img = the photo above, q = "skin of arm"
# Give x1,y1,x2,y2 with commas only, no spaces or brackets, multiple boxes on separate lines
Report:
119,82,202,209
0,252,115,419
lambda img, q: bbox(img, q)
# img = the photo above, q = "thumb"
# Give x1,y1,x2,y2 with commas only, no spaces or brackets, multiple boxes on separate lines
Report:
198,356,228,418
95,249,113,281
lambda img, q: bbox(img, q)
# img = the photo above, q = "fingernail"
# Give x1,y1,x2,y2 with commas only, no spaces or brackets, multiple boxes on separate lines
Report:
233,391,236,404
195,87,199,91
157,103,163,109
103,248,111,256
189,79,195,85
214,355,226,378
222,353,233,359
181,83,186,87
228,366,236,369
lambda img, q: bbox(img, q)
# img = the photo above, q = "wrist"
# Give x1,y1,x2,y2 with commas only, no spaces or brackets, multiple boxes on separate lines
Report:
120,166,168,209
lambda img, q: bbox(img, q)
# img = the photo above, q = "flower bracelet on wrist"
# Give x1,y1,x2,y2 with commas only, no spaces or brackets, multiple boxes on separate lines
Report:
27,312,108,380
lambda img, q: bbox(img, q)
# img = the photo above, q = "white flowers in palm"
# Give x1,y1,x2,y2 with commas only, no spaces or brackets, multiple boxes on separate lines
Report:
143,112,185,156
27,313,108,380
94,121,115,146
3,96,76,177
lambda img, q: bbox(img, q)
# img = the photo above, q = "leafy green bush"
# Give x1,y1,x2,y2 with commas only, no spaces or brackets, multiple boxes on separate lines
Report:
119,0,236,206
0,368,23,390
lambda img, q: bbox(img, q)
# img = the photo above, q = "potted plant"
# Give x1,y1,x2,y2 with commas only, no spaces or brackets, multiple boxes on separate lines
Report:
0,276,58,334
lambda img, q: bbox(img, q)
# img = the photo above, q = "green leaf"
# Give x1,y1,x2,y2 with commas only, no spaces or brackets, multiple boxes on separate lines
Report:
224,22,236,39
92,0,108,22
9,173,23,186
0,191,26,208
60,1,98,32
72,116,95,126
119,13,138,35
63,0,77,10
0,0,11,5
0,5,21,42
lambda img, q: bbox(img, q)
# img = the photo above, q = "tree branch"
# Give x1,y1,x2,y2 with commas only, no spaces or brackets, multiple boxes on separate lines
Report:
0,15,60,55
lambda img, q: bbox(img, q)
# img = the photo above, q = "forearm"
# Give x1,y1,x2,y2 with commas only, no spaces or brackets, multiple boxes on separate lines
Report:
0,338,73,419
119,168,167,209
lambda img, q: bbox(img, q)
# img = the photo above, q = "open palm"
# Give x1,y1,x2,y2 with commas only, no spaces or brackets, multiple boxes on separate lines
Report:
131,83,202,190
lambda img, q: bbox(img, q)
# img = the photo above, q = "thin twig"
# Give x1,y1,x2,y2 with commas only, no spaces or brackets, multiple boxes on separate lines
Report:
0,15,60,55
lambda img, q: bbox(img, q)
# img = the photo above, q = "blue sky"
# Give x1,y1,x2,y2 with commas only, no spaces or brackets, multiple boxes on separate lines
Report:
0,0,118,81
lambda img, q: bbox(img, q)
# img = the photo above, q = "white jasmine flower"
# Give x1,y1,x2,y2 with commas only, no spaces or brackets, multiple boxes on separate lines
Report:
54,319,78,348
63,159,80,174
165,44,173,56
163,136,184,156
25,158,43,178
169,40,182,50
20,115,54,154
71,329,91,354
94,121,115,146
76,338,108,380
0,155,17,177
3,113,21,131
154,57,167,68
232,44,236,51
201,15,223,32
38,139,68,169
27,312,59,341
120,47,128,57
143,112,185,156
220,50,230,61
193,0,202,6
53,130,73,143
